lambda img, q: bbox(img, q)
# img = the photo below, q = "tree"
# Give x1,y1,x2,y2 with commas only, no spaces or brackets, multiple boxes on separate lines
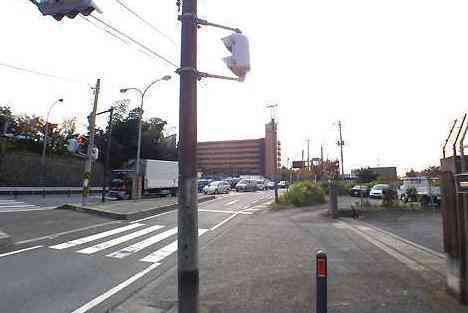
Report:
421,166,441,178
405,169,419,177
0,106,13,133
354,167,378,183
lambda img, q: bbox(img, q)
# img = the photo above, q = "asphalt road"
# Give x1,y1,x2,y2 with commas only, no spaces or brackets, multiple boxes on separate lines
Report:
0,190,275,313
0,194,102,212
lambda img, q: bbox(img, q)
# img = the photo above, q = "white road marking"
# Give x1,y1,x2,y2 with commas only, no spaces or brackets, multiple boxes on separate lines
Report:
199,209,252,215
107,227,178,259
0,207,54,212
50,223,144,250
17,221,121,245
130,210,176,224
77,225,164,254
69,263,160,313
0,245,43,259
140,229,208,263
0,201,26,204
244,208,261,212
210,213,239,231
224,200,239,206
0,205,37,209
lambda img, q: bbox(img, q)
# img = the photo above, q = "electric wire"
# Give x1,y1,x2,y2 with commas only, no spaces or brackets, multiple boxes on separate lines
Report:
89,14,178,68
111,0,177,47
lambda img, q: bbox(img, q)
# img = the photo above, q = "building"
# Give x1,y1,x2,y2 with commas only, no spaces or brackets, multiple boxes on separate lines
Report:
197,120,281,178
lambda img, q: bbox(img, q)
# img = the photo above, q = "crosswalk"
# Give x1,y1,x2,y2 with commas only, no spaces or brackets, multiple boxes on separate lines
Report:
0,199,44,212
49,223,209,264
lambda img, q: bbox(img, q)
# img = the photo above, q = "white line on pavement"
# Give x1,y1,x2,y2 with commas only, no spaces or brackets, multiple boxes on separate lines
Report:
69,263,160,313
199,209,252,215
140,229,208,263
0,205,37,209
0,207,55,212
0,201,26,204
50,223,145,250
16,221,121,245
107,227,178,259
224,200,239,206
77,225,164,255
0,245,43,259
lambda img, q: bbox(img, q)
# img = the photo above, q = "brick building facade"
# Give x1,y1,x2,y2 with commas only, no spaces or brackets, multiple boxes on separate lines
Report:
197,120,280,178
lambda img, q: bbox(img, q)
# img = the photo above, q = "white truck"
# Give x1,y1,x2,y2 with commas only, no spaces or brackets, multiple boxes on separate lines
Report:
109,159,178,200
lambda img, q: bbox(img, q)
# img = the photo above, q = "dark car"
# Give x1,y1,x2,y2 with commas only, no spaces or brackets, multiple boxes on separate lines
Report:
197,179,212,193
350,185,370,197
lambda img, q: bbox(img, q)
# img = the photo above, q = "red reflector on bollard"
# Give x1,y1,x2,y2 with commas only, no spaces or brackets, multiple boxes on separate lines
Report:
317,258,327,277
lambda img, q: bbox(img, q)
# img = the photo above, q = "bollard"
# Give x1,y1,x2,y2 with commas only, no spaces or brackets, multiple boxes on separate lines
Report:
42,189,46,199
316,250,327,313
68,189,72,198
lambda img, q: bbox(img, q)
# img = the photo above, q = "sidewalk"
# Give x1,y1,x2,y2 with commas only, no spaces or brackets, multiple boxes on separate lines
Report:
113,203,466,313
61,195,215,220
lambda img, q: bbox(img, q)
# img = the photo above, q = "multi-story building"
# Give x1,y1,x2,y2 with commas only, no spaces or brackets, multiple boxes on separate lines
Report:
197,120,280,178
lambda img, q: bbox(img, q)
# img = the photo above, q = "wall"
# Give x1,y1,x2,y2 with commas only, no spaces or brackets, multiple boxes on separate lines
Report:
0,151,104,187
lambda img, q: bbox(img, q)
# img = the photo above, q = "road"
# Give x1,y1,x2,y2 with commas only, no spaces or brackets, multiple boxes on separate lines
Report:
0,190,274,313
0,194,102,212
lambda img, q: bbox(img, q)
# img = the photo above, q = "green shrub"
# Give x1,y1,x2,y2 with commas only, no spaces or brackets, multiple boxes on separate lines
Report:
281,181,326,207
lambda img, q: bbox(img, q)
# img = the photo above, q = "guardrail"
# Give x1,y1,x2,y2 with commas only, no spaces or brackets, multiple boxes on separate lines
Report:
0,186,103,196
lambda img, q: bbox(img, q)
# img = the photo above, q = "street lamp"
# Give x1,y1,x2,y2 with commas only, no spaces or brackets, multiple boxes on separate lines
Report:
120,74,171,199
40,98,64,188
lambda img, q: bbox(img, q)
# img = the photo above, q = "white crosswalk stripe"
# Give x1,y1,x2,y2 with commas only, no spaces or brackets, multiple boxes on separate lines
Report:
49,224,210,265
77,225,165,255
50,223,145,250
107,227,178,259
0,199,38,210
140,229,209,263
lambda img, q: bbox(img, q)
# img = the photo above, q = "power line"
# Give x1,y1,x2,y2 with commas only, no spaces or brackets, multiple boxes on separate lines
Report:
81,15,130,46
0,61,79,83
112,0,177,47
89,14,178,68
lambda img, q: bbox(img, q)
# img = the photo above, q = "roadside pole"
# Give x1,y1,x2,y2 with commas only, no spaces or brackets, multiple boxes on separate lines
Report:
329,179,338,218
177,0,199,312
97,106,114,203
81,79,100,207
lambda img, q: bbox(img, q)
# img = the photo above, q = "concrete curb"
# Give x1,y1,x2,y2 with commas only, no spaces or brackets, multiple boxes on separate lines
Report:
58,195,216,220
0,230,13,253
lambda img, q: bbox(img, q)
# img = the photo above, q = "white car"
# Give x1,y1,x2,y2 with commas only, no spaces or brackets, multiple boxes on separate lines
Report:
203,181,230,195
369,184,390,199
256,180,266,191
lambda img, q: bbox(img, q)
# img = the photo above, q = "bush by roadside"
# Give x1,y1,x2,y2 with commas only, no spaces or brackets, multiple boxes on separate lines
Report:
276,181,326,208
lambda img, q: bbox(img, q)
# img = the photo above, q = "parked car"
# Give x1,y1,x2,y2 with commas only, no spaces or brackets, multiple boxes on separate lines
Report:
278,180,289,189
256,180,266,191
369,184,391,199
197,179,212,193
399,177,441,206
350,185,369,197
236,179,258,192
265,181,275,190
203,181,230,195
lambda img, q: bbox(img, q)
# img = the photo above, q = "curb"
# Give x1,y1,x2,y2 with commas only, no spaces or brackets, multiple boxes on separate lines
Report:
59,195,216,220
0,230,13,253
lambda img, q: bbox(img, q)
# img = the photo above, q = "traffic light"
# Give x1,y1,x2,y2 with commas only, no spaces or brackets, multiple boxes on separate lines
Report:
221,33,251,81
35,0,102,21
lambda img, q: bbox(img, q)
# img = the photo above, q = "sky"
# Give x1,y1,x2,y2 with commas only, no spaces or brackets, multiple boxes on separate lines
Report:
2,0,468,175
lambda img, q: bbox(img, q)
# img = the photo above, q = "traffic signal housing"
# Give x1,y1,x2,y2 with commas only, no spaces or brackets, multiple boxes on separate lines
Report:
221,33,251,81
35,0,102,21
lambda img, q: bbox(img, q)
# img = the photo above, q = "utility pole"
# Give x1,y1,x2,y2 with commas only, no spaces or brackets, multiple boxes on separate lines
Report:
337,121,344,176
320,144,324,162
306,138,310,171
81,79,100,207
96,106,114,202
178,0,199,312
